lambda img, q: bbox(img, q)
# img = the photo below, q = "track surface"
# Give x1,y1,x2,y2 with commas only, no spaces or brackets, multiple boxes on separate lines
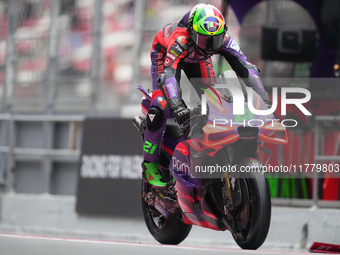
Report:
0,233,310,255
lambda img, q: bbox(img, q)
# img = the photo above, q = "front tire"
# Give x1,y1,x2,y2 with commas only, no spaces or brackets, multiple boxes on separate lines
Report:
232,158,271,249
141,181,192,245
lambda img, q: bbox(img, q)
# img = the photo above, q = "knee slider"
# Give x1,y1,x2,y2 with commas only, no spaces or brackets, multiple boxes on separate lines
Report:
147,106,164,132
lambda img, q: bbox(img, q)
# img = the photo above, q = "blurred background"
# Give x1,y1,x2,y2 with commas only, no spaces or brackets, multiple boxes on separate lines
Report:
0,0,339,247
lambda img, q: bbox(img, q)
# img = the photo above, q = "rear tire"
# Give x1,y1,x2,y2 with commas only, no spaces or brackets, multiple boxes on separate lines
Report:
141,181,192,245
232,158,271,249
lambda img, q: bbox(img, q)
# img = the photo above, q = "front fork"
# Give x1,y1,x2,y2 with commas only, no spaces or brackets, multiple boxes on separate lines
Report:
222,145,272,215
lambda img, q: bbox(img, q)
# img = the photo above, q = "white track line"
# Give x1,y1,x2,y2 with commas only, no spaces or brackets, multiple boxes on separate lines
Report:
0,233,308,254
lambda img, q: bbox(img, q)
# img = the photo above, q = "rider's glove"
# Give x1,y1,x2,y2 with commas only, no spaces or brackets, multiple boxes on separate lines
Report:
172,106,190,125
168,98,190,125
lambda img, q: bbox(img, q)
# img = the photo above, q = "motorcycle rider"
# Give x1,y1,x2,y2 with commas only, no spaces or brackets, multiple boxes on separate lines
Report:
143,4,272,187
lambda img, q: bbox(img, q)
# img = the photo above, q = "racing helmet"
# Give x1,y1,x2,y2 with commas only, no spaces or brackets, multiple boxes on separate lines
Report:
188,4,227,55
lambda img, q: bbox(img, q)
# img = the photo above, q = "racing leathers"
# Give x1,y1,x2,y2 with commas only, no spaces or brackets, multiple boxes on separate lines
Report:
144,12,272,164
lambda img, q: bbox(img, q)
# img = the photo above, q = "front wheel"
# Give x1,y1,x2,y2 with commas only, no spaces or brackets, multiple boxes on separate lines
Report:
231,158,271,249
141,180,192,245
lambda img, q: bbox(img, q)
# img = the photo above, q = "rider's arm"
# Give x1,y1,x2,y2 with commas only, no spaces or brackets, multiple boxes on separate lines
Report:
218,33,272,108
158,35,191,124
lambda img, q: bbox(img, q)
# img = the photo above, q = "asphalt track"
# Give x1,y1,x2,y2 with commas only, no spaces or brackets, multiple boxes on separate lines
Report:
0,234,310,255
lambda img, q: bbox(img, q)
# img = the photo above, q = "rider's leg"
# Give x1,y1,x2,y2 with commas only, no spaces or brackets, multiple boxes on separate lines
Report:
143,91,170,187
143,49,169,187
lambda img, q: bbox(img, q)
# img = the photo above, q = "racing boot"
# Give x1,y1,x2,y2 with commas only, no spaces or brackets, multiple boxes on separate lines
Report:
143,161,167,188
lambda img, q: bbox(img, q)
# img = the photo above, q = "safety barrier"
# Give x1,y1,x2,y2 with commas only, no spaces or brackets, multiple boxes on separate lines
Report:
0,114,84,194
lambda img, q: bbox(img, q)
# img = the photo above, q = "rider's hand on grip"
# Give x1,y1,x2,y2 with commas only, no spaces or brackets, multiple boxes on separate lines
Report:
168,98,190,125
172,105,190,125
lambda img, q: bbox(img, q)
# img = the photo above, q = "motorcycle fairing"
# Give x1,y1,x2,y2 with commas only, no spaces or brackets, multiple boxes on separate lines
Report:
168,89,287,230
169,140,225,230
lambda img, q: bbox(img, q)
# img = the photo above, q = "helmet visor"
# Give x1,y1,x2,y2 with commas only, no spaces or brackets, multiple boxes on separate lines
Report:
190,28,226,54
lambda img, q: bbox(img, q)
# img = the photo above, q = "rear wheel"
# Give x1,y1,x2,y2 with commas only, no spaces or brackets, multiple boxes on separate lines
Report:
141,180,192,245
231,158,271,249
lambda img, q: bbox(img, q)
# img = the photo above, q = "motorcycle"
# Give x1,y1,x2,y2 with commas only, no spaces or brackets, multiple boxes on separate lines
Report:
132,73,288,249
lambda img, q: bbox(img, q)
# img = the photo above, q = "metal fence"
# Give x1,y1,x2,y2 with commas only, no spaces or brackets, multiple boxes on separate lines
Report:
0,0,135,114
0,0,246,114
0,0,232,114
